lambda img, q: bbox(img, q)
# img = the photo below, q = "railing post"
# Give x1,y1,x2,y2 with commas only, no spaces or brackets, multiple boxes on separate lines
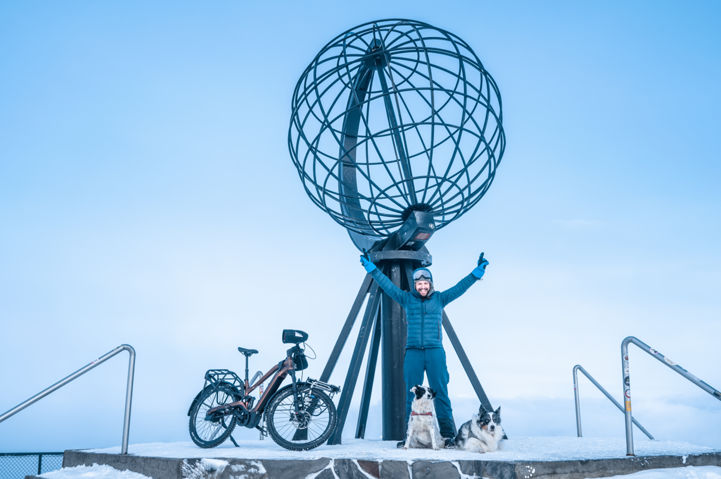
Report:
621,338,634,456
120,344,136,455
573,365,583,437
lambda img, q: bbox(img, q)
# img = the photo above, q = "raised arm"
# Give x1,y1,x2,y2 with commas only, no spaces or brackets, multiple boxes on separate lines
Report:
370,269,411,305
438,273,477,306
439,253,490,306
360,253,410,306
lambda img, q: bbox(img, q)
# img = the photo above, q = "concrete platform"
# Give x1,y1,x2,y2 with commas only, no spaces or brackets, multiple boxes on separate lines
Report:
56,438,721,479
55,451,721,479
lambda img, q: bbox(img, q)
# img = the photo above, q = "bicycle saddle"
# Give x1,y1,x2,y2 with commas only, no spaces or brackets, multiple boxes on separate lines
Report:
237,347,258,357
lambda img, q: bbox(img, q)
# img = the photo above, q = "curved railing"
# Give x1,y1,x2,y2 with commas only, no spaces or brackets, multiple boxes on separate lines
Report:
621,336,721,456
0,345,136,454
573,364,653,440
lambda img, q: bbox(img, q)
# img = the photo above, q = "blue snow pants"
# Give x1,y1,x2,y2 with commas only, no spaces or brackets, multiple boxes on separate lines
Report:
403,347,456,438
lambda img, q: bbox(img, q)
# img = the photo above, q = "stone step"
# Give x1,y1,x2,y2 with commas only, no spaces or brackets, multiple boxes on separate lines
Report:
59,449,721,479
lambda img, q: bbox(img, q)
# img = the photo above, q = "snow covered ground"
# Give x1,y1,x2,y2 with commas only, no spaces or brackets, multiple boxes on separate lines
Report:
89,436,717,462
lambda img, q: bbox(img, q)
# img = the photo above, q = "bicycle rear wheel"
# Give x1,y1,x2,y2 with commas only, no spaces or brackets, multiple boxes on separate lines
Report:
265,384,337,450
188,383,240,448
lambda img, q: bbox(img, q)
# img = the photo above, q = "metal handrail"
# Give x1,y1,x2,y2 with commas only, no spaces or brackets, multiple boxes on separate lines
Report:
621,336,721,456
0,344,136,454
573,364,653,439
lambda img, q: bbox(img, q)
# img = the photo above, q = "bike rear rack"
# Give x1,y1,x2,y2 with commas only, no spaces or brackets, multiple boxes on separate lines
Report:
572,364,653,440
621,336,721,456
0,345,136,454
204,369,244,391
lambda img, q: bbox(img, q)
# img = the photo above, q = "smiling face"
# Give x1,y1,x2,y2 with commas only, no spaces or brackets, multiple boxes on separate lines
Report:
415,280,431,297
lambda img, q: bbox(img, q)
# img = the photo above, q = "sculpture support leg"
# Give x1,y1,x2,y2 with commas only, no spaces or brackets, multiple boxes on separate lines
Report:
328,283,382,445
442,311,493,411
321,274,373,383
381,263,407,440
356,308,381,439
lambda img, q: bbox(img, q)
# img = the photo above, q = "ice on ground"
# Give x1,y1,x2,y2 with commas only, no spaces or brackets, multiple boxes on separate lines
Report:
602,466,721,478
89,436,717,462
40,464,151,479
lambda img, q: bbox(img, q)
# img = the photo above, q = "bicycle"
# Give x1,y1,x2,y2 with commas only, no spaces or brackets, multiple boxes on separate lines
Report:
187,329,340,451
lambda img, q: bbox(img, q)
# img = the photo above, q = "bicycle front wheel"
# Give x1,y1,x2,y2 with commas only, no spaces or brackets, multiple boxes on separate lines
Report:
265,384,337,450
188,383,239,448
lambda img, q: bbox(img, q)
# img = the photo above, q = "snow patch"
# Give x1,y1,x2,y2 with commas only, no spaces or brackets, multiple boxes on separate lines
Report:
450,460,489,479
39,464,151,479
181,458,229,478
351,459,376,479
304,458,338,479
520,464,536,479
230,460,265,475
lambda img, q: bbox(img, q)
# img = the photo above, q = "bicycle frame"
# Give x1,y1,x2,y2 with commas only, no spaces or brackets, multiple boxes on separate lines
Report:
207,354,298,426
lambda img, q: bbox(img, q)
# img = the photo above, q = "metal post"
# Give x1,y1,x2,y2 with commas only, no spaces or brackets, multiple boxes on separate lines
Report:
573,365,653,439
573,365,583,437
122,345,136,455
381,262,407,440
621,338,634,455
0,344,136,454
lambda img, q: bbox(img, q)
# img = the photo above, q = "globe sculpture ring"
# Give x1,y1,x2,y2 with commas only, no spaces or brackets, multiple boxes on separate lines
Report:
289,19,505,249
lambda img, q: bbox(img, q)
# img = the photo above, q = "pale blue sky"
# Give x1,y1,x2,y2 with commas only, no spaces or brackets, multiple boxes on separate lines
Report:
1,1,720,451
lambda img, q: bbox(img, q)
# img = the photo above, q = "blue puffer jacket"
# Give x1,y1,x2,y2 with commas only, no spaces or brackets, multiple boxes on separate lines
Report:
370,268,478,349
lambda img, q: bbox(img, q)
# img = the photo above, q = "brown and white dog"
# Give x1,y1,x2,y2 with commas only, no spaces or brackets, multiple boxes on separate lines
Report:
403,385,444,450
455,405,504,452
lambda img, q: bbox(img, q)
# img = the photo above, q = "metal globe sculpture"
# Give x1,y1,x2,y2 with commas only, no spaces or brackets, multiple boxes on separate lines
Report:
288,19,505,444
289,19,505,250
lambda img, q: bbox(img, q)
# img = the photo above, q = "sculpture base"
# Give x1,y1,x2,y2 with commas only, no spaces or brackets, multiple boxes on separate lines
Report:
52,438,721,479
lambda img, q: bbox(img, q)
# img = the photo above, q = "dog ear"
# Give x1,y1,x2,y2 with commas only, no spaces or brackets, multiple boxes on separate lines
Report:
494,406,501,415
410,385,418,394
478,404,487,415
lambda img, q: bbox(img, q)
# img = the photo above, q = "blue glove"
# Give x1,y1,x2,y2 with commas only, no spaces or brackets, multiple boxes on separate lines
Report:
471,252,489,279
360,251,377,273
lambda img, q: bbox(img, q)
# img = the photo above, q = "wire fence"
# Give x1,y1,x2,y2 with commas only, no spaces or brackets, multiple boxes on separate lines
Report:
0,453,63,479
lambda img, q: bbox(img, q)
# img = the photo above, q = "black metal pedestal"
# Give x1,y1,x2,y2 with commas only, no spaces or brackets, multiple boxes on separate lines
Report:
321,249,496,445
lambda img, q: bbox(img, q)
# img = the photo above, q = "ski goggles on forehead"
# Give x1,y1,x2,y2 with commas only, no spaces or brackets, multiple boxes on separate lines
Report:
413,270,431,282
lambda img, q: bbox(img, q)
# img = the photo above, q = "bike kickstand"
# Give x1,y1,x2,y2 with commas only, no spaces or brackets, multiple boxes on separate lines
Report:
229,435,240,448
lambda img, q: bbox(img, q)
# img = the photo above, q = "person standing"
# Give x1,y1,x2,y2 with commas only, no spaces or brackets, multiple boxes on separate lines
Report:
360,252,489,447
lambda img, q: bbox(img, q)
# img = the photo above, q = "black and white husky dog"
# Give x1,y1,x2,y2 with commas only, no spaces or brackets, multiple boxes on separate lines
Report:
455,405,504,452
403,385,444,450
